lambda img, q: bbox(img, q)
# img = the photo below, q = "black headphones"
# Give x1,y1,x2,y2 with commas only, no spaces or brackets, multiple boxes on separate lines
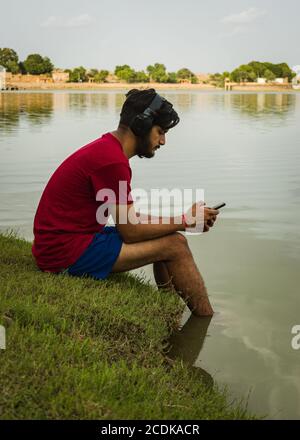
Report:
129,93,166,137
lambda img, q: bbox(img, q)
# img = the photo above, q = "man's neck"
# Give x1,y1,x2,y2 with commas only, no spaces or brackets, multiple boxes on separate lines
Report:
110,128,136,159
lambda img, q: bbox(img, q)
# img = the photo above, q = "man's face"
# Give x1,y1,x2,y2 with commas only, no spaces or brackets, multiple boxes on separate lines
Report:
136,125,167,158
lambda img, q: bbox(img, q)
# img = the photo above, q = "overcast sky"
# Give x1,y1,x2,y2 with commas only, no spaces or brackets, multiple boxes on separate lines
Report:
0,0,299,73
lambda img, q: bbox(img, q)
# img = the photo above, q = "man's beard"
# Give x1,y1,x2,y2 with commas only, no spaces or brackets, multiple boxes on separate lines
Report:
136,132,155,158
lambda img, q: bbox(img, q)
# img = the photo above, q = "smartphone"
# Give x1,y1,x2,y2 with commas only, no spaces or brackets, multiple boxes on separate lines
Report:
212,202,226,210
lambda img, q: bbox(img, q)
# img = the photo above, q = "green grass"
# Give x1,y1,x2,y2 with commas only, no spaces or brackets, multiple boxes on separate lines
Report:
0,232,255,419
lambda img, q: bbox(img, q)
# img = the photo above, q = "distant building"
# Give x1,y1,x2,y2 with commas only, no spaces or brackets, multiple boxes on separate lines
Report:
292,66,300,89
0,65,6,89
293,75,300,84
195,73,210,83
257,77,288,84
275,78,288,84
292,65,300,85
106,73,119,83
178,78,192,84
52,70,69,83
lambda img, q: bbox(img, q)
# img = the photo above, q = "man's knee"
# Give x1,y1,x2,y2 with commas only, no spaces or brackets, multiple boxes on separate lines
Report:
166,232,190,258
174,232,188,246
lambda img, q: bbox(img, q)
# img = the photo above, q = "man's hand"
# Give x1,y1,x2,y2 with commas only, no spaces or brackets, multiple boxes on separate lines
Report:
184,202,219,232
203,213,217,232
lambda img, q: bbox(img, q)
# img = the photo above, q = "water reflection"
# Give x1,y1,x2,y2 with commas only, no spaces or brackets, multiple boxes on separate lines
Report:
52,92,124,117
168,314,214,388
0,92,53,134
1,92,295,137
0,90,300,418
225,93,296,122
161,92,297,123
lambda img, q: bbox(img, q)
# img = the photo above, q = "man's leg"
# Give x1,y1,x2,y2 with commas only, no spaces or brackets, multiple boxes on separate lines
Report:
111,232,213,316
153,261,174,290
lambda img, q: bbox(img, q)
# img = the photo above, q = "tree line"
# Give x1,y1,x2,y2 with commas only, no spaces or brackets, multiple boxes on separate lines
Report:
0,48,53,75
0,48,296,85
66,64,199,83
0,48,198,83
210,61,296,86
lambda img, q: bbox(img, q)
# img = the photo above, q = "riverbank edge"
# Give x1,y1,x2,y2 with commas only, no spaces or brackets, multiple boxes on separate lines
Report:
0,233,256,419
2,81,296,93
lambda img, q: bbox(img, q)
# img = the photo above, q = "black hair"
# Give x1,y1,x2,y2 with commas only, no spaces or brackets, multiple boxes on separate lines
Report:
119,88,179,133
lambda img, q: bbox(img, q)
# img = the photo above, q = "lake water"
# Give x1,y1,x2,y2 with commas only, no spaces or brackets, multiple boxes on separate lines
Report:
0,90,300,419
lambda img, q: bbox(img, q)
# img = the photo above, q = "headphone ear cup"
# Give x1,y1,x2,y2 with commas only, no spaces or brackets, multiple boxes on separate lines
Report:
130,116,143,136
127,93,165,137
142,116,153,134
131,114,153,137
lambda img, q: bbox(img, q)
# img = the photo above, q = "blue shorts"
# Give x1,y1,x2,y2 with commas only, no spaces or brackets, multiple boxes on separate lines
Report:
67,226,123,280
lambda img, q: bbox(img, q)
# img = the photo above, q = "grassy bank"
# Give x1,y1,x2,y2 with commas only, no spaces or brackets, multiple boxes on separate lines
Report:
0,233,254,419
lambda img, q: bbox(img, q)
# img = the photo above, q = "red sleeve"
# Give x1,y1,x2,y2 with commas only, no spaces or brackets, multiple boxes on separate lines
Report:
91,163,133,205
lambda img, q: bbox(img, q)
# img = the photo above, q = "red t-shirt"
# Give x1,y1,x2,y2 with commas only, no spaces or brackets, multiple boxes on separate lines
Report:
32,133,133,272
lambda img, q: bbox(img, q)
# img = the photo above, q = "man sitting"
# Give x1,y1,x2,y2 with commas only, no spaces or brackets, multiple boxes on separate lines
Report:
32,89,219,316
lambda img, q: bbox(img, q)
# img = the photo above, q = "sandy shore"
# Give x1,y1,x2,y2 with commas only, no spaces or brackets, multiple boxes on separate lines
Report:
5,81,295,92
7,81,214,91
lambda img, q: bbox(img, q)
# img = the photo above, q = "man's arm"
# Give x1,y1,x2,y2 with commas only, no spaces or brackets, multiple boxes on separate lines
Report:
112,204,184,243
111,203,218,244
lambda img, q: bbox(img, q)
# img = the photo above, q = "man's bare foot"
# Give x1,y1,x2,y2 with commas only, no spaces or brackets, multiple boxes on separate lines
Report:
192,297,214,317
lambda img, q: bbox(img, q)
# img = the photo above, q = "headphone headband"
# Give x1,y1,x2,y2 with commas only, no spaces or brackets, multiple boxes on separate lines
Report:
142,94,164,118
129,93,164,137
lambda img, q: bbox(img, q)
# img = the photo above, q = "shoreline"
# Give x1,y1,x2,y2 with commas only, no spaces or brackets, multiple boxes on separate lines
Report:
0,233,254,419
3,81,296,93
